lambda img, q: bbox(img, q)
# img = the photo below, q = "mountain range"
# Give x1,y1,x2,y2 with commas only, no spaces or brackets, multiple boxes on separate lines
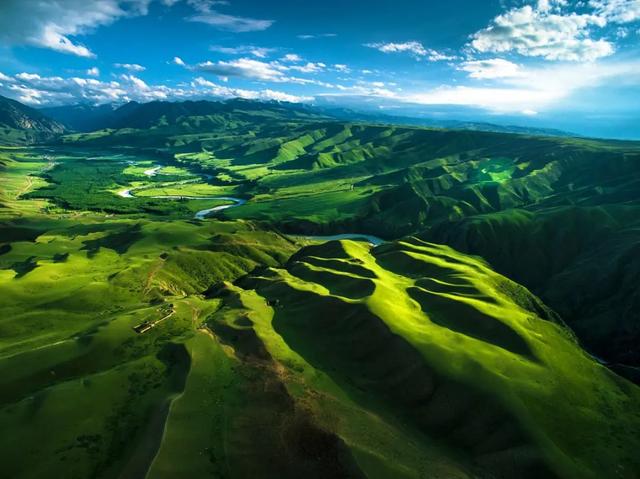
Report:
37,97,575,137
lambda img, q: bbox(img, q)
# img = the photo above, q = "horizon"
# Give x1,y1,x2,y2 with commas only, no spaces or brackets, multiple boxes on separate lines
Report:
1,0,639,139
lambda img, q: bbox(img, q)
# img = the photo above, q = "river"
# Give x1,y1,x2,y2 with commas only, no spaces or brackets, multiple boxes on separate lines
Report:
117,163,386,244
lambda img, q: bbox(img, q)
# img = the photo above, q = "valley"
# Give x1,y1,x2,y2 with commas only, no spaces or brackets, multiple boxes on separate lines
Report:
1,97,640,479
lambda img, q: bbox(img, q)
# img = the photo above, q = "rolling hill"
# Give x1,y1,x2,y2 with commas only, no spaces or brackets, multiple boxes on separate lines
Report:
44,105,640,378
420,205,640,381
209,238,640,479
2,96,640,478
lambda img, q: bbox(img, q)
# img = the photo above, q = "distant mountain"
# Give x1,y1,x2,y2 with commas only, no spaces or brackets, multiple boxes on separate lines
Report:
41,98,332,132
0,95,65,144
40,103,120,132
105,98,331,130
315,106,577,137
41,98,575,138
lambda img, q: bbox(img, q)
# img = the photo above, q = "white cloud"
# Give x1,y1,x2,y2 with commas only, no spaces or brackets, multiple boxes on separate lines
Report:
87,67,100,77
192,77,312,102
180,57,331,85
185,0,273,32
0,0,154,57
365,41,455,61
114,63,146,72
471,5,614,62
209,45,275,58
187,13,272,32
173,56,186,66
281,54,302,62
333,64,350,72
191,58,286,82
288,62,326,73
120,74,149,90
297,33,337,40
536,0,568,13
1,69,314,106
366,41,427,55
320,60,640,113
404,86,563,110
590,0,640,23
2,70,194,105
459,59,522,79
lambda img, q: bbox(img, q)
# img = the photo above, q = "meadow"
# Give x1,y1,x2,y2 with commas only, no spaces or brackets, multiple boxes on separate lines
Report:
1,108,640,479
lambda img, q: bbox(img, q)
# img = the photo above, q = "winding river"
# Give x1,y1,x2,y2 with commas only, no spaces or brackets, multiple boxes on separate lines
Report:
117,163,385,245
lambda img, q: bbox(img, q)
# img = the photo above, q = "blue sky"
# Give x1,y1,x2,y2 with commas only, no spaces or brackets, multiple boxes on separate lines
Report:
0,0,639,138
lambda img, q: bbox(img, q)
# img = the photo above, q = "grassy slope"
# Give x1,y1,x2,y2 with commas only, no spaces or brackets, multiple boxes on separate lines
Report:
0,146,313,478
63,119,640,379
57,119,640,378
420,205,640,377
3,120,640,478
65,118,640,236
222,239,640,479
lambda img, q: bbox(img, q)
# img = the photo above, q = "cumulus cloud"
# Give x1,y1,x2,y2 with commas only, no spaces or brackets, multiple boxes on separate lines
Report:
193,77,312,102
191,58,286,82
288,62,326,73
114,63,146,72
177,56,331,86
173,56,186,66
0,72,15,82
0,70,313,106
120,74,149,90
590,0,640,23
0,0,153,57
365,41,455,61
281,54,303,63
471,4,614,62
209,45,275,58
459,59,522,79
86,67,100,77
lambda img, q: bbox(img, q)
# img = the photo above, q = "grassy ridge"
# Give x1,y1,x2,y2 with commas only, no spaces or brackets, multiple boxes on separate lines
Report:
0,148,304,477
212,239,640,478
420,204,640,378
2,110,640,478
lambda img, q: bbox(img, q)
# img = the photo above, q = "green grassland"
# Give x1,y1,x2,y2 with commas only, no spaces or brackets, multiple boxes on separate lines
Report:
2,106,640,479
420,204,640,380
214,239,640,479
58,117,640,377
66,119,640,236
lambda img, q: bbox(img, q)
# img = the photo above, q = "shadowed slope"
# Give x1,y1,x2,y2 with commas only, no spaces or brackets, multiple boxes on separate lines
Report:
221,239,640,479
421,205,640,379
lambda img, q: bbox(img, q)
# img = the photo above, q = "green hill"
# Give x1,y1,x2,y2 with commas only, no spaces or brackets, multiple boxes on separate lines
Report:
32,114,640,383
2,104,640,479
420,205,640,380
207,239,640,479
